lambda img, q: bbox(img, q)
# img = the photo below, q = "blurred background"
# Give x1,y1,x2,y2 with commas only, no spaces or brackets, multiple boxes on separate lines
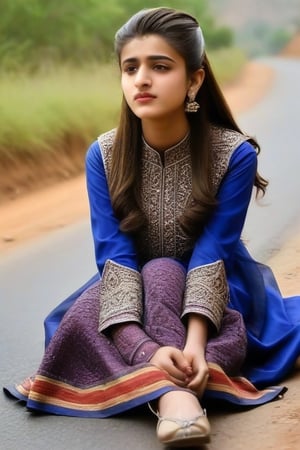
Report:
0,0,299,203
1,2,300,449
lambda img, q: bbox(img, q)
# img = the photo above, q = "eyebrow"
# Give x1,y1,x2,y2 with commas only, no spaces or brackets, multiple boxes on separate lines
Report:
121,55,176,65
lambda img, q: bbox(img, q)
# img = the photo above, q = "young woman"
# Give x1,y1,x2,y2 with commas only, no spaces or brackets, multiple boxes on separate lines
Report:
5,7,300,448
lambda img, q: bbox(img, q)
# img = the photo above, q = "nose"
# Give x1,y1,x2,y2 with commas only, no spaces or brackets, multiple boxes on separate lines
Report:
134,66,151,88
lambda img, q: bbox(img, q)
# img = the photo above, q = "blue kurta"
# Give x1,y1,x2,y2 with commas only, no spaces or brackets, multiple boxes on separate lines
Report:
44,127,300,388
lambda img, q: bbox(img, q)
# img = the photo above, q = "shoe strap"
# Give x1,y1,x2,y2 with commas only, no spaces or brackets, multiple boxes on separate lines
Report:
148,401,160,418
148,402,207,427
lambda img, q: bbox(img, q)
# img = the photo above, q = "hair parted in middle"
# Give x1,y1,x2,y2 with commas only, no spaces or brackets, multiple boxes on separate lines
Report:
109,7,268,239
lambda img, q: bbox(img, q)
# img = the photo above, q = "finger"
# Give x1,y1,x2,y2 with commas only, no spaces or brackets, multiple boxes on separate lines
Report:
187,367,209,386
167,374,188,387
164,362,189,382
187,372,210,396
171,349,193,374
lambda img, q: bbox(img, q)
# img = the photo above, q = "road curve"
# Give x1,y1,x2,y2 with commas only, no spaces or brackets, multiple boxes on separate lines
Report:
241,57,300,260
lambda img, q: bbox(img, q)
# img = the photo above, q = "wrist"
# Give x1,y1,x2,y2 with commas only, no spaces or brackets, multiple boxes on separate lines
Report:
184,342,206,357
186,313,208,347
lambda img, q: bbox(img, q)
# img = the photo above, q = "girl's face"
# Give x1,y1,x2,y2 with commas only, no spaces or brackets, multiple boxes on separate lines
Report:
120,34,198,123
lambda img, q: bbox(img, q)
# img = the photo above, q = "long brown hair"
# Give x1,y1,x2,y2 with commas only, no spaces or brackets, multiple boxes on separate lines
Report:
110,7,268,237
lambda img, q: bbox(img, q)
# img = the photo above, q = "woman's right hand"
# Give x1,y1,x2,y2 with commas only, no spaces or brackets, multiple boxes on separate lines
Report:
149,346,193,387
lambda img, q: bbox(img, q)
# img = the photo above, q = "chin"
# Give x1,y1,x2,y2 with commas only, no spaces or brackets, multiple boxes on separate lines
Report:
135,110,167,121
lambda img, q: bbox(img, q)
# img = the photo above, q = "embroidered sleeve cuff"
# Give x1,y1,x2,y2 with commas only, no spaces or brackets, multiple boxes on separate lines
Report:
99,259,143,333
181,260,229,331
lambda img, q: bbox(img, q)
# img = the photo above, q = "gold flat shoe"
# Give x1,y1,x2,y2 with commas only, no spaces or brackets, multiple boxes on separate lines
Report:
149,403,211,447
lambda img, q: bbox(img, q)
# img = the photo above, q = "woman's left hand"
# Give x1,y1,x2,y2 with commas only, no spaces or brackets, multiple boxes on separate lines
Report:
182,348,209,397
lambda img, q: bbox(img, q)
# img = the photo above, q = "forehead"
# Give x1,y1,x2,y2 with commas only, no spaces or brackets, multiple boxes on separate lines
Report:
120,34,184,63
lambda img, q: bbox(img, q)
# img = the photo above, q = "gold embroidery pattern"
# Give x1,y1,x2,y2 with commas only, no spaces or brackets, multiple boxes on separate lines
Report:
98,260,143,332
137,135,192,262
97,128,116,180
182,260,229,331
210,126,249,193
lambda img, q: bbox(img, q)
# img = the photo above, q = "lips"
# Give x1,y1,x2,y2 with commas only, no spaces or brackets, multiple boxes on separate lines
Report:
134,92,156,100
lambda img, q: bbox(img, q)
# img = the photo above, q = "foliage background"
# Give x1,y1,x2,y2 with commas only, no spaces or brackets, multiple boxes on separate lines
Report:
0,0,234,72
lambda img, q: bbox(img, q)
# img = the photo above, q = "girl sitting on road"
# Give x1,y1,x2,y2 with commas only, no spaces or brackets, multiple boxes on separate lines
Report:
5,7,300,448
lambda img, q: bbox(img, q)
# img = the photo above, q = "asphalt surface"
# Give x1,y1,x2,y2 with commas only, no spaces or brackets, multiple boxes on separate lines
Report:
1,57,300,450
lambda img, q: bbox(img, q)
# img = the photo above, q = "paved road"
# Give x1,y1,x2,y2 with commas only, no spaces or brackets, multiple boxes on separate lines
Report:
1,57,300,450
240,57,300,260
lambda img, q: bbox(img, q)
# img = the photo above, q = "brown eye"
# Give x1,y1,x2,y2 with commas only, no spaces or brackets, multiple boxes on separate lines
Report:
124,65,137,74
153,64,169,71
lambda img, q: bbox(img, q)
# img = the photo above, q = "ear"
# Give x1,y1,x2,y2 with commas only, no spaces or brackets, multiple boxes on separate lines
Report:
187,68,205,98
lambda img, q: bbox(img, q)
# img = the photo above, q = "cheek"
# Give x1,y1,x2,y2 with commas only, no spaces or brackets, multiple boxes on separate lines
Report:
168,80,188,102
166,74,189,95
121,78,131,102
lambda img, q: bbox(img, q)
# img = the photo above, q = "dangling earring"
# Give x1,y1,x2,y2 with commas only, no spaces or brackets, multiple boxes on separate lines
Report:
185,93,200,113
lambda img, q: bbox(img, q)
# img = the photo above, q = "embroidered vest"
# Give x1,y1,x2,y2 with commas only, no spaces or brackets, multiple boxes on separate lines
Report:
98,127,249,264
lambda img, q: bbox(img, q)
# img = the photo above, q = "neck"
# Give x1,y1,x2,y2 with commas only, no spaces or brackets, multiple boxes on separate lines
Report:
142,116,190,152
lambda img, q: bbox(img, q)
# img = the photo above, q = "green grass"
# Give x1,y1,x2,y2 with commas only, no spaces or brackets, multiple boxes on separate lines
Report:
0,48,246,160
0,64,122,158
